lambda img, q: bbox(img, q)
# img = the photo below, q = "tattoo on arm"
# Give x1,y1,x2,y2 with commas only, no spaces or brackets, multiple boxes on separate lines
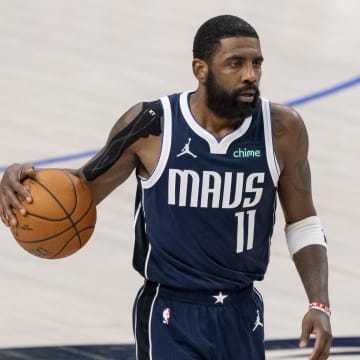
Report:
83,100,162,181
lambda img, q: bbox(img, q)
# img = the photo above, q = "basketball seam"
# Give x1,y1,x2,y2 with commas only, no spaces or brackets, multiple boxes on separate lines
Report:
16,199,96,244
31,172,82,246
49,226,95,259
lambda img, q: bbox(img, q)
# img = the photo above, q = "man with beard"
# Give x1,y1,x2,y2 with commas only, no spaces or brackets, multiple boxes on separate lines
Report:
0,15,332,360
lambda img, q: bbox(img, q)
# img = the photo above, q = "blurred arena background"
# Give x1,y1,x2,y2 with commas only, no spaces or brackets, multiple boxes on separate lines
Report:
0,0,359,358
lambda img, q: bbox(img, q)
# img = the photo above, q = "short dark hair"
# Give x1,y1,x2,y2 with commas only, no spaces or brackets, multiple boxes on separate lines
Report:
193,15,259,62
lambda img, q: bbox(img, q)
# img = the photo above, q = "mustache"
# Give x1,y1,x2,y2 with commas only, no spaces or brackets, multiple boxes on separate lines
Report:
234,84,260,96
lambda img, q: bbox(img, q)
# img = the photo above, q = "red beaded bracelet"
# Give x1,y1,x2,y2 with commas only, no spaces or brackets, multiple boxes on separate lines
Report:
309,302,332,317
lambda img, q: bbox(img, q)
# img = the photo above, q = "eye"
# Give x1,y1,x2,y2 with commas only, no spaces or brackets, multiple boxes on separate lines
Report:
253,59,263,68
230,60,242,68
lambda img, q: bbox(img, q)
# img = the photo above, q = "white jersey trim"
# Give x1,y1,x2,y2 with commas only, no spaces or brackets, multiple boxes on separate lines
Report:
134,286,145,360
133,202,142,229
180,91,253,155
148,284,160,360
261,98,280,186
144,244,152,279
140,183,151,279
141,96,172,189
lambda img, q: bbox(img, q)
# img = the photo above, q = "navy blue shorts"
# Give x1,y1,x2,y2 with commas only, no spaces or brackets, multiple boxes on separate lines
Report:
133,280,265,359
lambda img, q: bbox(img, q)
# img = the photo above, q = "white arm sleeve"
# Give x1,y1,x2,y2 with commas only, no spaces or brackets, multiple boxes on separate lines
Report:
285,216,327,258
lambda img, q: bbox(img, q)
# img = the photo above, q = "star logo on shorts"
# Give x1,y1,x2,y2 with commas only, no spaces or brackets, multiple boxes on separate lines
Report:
213,291,228,304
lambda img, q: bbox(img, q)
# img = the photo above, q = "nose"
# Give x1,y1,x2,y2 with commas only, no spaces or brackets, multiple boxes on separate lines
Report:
243,63,257,83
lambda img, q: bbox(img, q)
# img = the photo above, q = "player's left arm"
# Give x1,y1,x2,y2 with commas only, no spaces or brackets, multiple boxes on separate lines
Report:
273,103,332,360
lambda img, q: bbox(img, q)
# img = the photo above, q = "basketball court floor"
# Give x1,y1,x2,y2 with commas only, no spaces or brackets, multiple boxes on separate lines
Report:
0,0,359,358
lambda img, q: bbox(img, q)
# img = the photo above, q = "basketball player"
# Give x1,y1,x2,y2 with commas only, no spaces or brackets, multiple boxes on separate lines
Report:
0,15,332,359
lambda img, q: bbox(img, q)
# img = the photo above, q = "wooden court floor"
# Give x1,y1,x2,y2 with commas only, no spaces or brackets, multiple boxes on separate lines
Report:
0,0,359,358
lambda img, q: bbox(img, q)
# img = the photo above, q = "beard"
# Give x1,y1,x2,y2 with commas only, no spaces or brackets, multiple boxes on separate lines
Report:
205,69,260,120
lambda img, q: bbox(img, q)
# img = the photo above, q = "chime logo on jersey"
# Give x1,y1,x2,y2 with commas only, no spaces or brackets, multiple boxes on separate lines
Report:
162,307,171,325
233,147,262,158
168,169,265,208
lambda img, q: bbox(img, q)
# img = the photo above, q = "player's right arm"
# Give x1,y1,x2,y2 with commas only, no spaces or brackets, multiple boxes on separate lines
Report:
75,100,162,204
0,100,163,227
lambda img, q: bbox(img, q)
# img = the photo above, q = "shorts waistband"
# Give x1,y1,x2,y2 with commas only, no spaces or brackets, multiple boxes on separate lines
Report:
144,280,253,305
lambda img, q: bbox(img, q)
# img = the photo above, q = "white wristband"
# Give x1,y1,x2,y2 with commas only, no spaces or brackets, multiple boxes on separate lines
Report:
285,216,327,257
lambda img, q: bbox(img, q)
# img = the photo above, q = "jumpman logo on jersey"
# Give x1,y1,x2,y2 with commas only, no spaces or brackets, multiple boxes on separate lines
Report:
177,138,197,158
252,309,264,331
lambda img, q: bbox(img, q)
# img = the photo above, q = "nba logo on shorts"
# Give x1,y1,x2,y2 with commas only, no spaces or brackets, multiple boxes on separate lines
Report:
162,307,171,325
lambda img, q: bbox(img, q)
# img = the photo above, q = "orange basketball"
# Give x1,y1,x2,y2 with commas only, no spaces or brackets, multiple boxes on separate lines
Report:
11,169,97,259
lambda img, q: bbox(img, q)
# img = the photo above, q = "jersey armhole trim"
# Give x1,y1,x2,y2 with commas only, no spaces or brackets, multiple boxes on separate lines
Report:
262,98,280,186
141,96,172,189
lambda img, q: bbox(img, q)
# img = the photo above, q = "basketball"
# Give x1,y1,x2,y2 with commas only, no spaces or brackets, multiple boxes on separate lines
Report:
10,169,97,259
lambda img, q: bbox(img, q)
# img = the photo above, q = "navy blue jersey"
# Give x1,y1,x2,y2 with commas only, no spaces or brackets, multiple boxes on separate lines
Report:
133,91,279,290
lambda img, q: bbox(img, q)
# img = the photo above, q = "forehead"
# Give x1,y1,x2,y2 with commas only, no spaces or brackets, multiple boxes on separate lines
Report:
214,36,262,60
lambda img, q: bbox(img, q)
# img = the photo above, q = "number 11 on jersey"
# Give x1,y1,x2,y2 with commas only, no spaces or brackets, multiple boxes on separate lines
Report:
235,210,256,253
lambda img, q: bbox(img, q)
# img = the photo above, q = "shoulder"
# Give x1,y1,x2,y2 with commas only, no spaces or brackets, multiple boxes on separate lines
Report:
109,100,163,139
270,102,306,138
270,102,309,170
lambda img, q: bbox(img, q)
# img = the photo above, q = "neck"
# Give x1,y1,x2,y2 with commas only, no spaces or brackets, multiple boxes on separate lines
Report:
189,91,246,139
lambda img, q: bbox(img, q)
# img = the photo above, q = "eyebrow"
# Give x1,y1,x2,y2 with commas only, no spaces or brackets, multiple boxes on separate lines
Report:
226,55,264,62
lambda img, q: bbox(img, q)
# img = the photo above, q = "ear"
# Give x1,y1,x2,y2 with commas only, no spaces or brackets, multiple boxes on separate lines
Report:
192,58,208,84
